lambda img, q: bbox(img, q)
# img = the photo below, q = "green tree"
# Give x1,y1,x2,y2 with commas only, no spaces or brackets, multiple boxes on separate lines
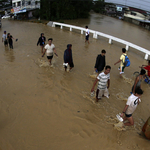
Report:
40,0,93,20
92,0,105,13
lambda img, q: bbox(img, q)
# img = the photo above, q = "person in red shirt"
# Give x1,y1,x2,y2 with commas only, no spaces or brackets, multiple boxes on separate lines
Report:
139,60,150,83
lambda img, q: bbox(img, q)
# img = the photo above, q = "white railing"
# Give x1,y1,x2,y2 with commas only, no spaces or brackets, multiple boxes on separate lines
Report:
50,22,150,60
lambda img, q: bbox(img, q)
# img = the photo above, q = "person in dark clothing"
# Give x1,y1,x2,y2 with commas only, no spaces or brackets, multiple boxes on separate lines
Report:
7,33,10,43
95,49,106,73
7,33,17,49
37,33,46,53
9,35,13,49
64,44,74,72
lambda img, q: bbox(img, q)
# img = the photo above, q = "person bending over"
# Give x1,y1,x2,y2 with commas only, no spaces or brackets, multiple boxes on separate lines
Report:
120,88,143,126
132,69,146,94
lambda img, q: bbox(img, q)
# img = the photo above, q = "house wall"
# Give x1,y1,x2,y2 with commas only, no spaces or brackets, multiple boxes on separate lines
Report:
105,0,150,12
12,0,40,9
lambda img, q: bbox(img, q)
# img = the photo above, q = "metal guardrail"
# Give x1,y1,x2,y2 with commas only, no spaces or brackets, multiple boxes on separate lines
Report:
50,22,150,60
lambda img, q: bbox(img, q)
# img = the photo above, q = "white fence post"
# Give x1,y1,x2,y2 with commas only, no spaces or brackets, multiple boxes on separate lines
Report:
61,25,63,29
52,24,55,27
70,28,72,31
145,54,149,60
93,33,95,38
93,32,97,39
109,39,112,44
126,45,129,51
81,30,83,34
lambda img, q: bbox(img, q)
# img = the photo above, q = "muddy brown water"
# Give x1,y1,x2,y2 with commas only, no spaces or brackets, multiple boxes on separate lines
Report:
0,13,150,150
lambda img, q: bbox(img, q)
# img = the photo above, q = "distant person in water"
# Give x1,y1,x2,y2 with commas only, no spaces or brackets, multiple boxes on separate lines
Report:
7,33,18,49
7,33,10,44
2,31,8,46
85,26,89,44
64,44,74,71
91,65,111,102
95,49,106,73
42,38,58,65
37,33,46,53
9,35,13,49
120,88,143,126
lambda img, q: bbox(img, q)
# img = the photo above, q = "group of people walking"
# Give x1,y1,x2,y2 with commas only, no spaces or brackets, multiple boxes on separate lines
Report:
91,47,150,127
2,25,149,129
36,25,150,129
2,31,14,49
37,33,74,71
36,26,90,70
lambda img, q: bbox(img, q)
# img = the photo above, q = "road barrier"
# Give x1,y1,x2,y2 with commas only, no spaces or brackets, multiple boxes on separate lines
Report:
48,21,150,60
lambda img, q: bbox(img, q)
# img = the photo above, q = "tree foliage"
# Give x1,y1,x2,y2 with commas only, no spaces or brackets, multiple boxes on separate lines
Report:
92,0,105,13
40,0,93,20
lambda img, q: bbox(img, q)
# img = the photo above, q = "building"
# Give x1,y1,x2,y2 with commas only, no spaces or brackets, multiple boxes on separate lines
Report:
104,0,150,30
105,0,150,12
12,0,40,10
11,0,40,19
0,0,12,14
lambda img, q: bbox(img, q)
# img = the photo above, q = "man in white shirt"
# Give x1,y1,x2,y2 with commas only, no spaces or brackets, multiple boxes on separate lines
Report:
91,65,111,102
85,26,90,44
114,48,127,77
120,88,143,126
42,38,58,65
2,31,8,46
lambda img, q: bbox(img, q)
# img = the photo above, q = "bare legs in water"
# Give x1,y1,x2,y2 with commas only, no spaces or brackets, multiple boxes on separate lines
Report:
41,45,44,53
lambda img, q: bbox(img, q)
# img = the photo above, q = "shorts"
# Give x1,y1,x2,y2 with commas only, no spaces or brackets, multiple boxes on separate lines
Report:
85,35,89,40
96,88,109,99
118,66,125,74
40,44,44,46
4,40,8,45
65,62,74,68
125,113,132,118
47,55,53,60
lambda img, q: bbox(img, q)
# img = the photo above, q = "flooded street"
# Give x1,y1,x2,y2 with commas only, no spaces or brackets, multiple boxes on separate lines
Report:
0,13,150,150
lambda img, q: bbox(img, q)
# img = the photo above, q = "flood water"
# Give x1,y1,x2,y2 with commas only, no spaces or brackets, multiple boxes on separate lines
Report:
0,13,150,150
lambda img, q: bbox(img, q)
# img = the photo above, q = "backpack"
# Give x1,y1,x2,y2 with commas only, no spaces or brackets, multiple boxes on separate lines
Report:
123,54,130,67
